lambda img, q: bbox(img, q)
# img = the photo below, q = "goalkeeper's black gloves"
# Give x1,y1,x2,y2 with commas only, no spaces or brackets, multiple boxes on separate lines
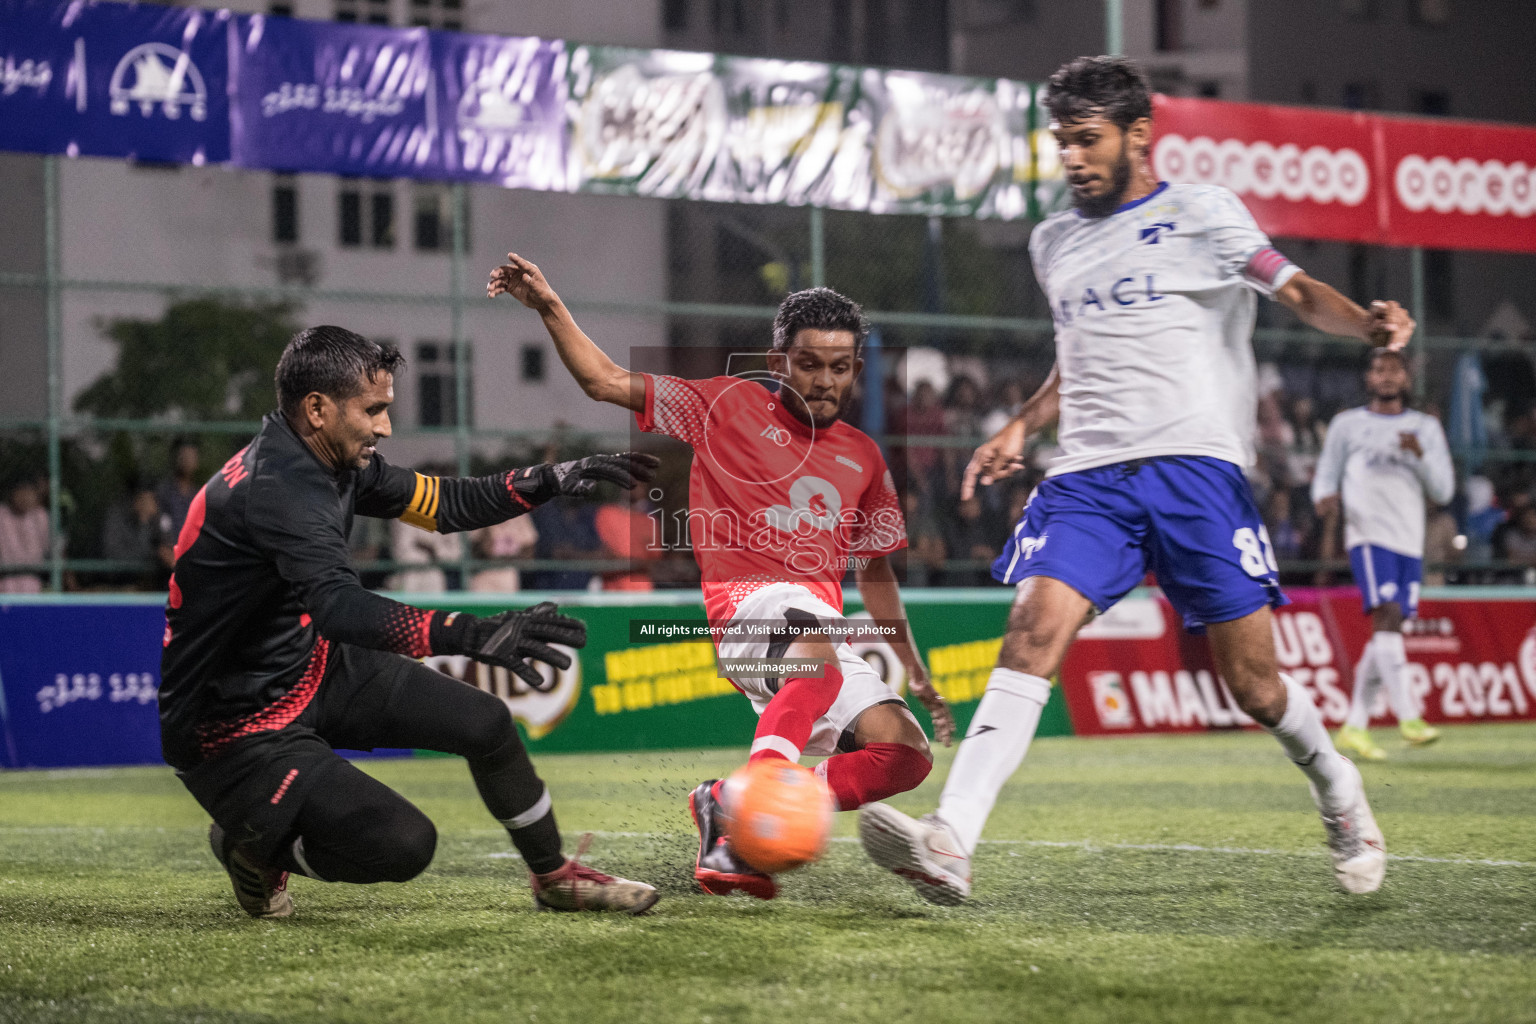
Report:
430,602,588,690
511,452,661,505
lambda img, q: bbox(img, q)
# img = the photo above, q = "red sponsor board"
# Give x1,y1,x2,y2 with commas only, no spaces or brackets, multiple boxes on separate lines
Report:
1378,115,1536,254
1149,96,1536,253
1151,96,1380,244
1061,590,1536,736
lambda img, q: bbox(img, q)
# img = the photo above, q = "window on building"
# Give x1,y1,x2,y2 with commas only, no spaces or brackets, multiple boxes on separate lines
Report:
1197,81,1221,98
1155,0,1184,51
663,0,688,30
1412,0,1449,25
521,344,546,383
1425,250,1454,325
412,187,469,252
268,1,295,16
339,183,362,246
370,183,395,248
335,0,389,25
829,0,853,60
414,189,444,251
1417,90,1451,116
1342,81,1379,110
1347,244,1371,305
273,175,299,244
417,342,473,428
711,0,746,33
339,180,393,248
409,0,463,31
715,222,760,275
962,0,1036,27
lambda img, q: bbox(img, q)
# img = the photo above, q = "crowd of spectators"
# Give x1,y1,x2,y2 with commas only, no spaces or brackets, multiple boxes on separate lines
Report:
6,360,1536,592
0,474,52,594
882,358,1536,588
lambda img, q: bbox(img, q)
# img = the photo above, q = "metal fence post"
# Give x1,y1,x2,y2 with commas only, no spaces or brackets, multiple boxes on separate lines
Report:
809,205,826,288
43,155,63,593
451,183,470,475
1410,245,1427,401
451,182,471,587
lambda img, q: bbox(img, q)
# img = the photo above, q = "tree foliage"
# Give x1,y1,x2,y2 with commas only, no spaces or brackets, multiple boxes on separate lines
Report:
74,298,299,421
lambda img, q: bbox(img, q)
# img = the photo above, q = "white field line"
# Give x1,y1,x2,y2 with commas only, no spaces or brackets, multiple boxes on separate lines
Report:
2,825,1529,869
971,837,1535,869
473,830,1536,870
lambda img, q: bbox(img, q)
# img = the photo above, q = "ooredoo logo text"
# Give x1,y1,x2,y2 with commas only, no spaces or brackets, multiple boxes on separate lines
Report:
1153,134,1370,206
1393,155,1535,218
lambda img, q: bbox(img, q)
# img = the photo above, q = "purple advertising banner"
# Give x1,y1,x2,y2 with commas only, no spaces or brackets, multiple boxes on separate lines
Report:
228,13,437,177
0,600,411,769
0,0,230,163
432,29,566,189
0,603,167,768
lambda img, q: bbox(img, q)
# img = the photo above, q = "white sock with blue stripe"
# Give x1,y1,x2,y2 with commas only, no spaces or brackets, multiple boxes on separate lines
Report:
936,668,1052,857
1266,672,1356,815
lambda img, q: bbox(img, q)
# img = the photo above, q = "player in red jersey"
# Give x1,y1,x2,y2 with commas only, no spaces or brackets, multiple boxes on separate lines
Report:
489,253,955,900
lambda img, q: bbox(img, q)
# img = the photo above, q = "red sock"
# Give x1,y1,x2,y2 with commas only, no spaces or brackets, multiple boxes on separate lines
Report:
749,664,844,763
815,742,932,811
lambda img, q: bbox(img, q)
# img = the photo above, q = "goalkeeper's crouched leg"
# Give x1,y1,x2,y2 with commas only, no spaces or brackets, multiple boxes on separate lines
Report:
277,758,439,883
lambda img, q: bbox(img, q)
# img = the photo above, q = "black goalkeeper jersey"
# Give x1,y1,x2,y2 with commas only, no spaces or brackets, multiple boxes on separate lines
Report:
159,413,533,769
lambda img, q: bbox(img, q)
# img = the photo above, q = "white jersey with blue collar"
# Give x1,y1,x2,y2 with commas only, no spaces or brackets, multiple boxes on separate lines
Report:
1030,182,1301,477
1311,406,1456,557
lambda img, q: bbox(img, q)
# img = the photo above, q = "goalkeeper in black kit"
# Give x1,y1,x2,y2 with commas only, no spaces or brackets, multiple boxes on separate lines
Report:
159,326,661,918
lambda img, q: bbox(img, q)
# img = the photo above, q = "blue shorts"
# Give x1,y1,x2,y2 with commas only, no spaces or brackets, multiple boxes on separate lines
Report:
1348,543,1422,617
993,456,1287,633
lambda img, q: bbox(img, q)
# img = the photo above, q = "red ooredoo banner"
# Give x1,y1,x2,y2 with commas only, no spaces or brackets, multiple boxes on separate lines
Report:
1150,96,1536,253
1378,116,1536,253
1060,589,1536,736
1151,97,1379,244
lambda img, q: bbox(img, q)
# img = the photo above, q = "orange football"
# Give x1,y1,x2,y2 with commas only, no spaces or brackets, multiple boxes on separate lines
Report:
721,759,835,874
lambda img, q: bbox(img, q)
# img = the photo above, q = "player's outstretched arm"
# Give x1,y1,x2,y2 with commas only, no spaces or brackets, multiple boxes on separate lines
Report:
356,452,659,534
248,474,587,686
855,555,954,746
960,364,1060,500
1275,273,1416,349
488,252,645,411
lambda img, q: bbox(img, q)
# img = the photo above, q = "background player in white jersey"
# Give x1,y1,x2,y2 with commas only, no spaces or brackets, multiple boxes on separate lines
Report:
859,55,1416,904
1314,349,1456,759
488,253,954,901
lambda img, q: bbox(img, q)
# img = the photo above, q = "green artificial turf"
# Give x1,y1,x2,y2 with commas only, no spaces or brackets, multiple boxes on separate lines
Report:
2,724,1533,1024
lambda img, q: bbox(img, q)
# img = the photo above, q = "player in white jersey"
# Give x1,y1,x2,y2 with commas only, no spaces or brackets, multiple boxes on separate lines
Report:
1314,349,1455,759
859,55,1416,904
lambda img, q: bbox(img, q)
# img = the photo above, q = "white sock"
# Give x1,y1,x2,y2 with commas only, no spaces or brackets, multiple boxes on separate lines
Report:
1344,647,1378,730
289,836,325,880
1265,673,1355,815
1372,631,1417,722
936,668,1050,856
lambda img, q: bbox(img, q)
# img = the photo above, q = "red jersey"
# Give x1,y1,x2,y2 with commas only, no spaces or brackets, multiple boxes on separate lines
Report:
636,373,906,623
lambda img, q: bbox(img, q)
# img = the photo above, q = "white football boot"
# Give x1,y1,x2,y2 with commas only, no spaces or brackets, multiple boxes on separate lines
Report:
1311,758,1386,894
858,803,971,906
529,833,659,915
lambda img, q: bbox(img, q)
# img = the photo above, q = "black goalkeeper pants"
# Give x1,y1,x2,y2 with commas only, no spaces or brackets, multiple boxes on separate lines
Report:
180,644,563,884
